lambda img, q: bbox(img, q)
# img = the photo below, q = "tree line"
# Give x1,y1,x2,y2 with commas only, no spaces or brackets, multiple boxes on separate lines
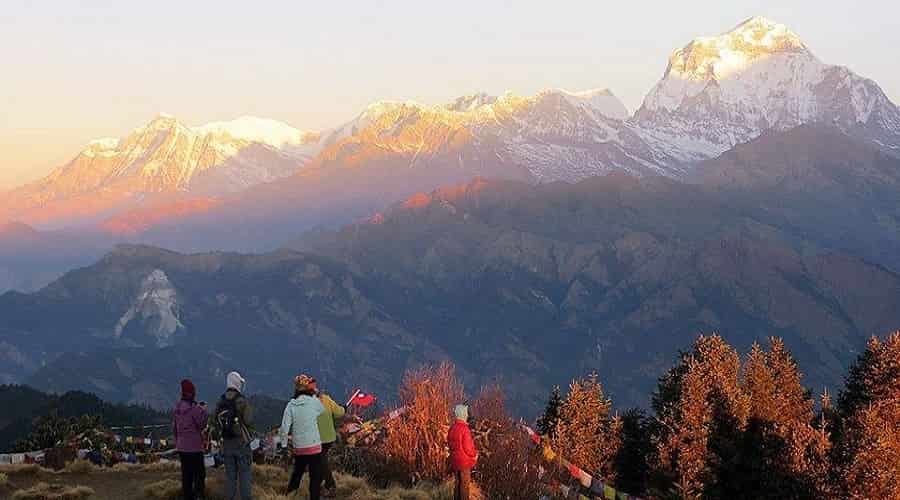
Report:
534,333,900,500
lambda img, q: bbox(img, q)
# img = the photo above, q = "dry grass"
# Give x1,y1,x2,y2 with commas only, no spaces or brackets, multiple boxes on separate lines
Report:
11,482,95,500
0,472,8,486
141,478,181,499
0,464,41,476
252,463,290,484
111,460,180,473
1,458,478,500
328,474,480,500
59,459,99,475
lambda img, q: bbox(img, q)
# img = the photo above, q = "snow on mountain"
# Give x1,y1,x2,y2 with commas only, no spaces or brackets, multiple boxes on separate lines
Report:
113,269,183,348
0,114,321,226
315,17,899,183
191,116,316,150
4,16,900,235
558,88,629,120
312,88,651,183
633,16,900,159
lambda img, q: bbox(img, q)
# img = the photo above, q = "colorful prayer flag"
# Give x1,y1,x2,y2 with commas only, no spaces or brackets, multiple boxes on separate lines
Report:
591,478,605,495
577,469,592,488
604,484,616,500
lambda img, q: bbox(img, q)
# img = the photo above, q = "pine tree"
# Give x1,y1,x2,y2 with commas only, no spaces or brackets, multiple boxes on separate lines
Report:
536,385,563,437
651,334,748,499
734,338,830,499
552,373,619,479
613,408,652,496
835,332,900,499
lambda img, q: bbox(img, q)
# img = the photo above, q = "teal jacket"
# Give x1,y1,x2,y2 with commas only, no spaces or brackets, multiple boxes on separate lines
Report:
280,395,325,453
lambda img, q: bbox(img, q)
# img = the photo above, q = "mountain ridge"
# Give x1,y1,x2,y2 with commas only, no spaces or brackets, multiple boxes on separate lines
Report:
1,16,899,293
3,125,899,412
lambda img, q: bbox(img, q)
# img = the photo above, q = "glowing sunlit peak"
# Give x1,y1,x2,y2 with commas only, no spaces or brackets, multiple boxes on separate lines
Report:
667,16,809,81
87,137,119,149
191,116,311,148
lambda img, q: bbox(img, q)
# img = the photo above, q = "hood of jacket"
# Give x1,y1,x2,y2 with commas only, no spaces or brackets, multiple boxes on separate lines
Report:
288,395,318,407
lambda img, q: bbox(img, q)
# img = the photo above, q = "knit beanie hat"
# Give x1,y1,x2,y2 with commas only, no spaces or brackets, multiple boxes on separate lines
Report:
294,374,315,394
226,371,245,392
454,404,469,421
181,379,196,400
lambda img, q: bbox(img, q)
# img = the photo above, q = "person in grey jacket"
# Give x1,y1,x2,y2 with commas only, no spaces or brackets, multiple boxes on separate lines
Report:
215,371,254,500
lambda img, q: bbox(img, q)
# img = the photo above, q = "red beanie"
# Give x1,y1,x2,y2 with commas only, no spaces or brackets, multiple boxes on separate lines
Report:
181,379,196,400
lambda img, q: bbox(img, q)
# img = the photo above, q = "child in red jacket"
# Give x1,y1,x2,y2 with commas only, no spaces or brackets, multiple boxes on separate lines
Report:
447,404,477,500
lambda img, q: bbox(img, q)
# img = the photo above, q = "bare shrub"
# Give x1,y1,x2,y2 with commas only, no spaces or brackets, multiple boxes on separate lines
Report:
470,385,546,500
375,361,464,483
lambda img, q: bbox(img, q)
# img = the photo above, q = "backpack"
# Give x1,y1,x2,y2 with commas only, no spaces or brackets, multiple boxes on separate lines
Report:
217,394,243,440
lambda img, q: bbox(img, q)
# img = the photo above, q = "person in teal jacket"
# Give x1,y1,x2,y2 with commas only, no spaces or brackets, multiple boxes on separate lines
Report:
308,377,346,496
280,375,326,499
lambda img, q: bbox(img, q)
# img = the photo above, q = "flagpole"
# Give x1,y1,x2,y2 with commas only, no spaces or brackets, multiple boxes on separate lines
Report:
346,388,361,407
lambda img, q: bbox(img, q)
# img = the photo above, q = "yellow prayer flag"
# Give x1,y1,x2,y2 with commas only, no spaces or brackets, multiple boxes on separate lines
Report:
604,485,616,499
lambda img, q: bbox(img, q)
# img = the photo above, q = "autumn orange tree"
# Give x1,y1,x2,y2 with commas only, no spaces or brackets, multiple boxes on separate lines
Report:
651,334,749,499
376,361,464,482
733,338,831,499
552,373,622,481
470,384,545,500
833,332,900,499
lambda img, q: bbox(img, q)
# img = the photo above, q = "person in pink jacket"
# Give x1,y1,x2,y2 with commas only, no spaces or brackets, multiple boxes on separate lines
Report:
173,379,209,500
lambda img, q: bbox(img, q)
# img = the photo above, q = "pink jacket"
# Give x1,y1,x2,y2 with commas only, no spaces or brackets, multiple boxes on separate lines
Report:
173,399,208,453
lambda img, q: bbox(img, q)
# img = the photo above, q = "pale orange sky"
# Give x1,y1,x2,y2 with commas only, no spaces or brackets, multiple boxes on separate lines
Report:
2,0,898,191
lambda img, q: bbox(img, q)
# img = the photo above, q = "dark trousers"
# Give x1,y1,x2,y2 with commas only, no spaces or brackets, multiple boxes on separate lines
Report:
179,451,205,500
321,442,336,489
287,453,324,500
454,468,471,500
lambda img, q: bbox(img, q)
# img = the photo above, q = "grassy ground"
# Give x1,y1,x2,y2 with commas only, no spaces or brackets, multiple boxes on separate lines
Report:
0,461,465,499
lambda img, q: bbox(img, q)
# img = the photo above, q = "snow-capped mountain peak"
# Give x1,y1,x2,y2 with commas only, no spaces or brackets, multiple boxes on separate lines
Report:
445,93,499,113
2,115,323,226
669,16,809,82
634,16,900,161
191,116,314,149
554,88,629,120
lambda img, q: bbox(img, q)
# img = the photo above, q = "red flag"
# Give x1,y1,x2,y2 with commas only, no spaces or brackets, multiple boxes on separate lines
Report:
349,391,377,408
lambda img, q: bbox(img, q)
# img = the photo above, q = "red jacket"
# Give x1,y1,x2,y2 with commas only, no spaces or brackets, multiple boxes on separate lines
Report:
447,420,477,470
